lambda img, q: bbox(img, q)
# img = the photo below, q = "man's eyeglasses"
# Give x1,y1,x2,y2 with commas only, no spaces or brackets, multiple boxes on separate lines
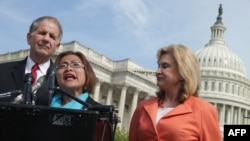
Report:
56,62,84,69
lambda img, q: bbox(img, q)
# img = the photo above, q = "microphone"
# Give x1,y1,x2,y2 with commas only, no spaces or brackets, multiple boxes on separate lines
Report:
11,93,24,104
32,75,46,92
31,75,46,105
23,73,33,105
0,90,23,98
47,67,56,105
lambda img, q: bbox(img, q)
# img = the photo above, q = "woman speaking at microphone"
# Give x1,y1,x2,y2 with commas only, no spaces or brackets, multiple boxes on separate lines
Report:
51,51,112,141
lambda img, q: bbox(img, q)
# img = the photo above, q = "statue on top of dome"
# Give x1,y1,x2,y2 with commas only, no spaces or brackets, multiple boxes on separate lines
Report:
215,4,223,24
218,4,223,17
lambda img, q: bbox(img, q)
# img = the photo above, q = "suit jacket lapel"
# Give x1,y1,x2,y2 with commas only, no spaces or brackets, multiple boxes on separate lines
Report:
143,98,159,131
11,58,27,90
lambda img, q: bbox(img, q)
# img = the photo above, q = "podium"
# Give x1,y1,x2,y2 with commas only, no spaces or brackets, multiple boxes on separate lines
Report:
0,102,99,141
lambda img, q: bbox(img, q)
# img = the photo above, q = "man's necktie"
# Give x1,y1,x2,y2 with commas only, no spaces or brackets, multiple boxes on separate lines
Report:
31,64,39,84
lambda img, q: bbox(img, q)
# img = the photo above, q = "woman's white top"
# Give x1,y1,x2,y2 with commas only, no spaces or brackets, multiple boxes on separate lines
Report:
156,107,174,126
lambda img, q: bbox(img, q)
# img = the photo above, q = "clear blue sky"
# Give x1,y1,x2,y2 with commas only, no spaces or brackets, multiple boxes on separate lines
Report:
0,0,249,78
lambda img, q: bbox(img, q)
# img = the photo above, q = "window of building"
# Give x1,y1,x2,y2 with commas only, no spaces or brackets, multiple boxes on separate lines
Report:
211,82,215,91
238,86,240,96
204,81,208,91
225,83,229,93
218,82,222,92
242,88,245,96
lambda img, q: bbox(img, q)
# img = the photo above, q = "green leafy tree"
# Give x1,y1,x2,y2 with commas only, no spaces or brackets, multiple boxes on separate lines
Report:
114,129,128,141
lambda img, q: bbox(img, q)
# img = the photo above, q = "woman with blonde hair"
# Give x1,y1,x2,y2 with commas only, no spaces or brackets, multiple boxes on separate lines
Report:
129,44,222,141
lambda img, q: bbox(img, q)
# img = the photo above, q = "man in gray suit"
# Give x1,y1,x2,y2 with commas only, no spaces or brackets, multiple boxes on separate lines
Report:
0,16,63,106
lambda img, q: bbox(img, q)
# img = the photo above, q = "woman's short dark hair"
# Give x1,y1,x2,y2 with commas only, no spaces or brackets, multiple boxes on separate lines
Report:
54,51,97,93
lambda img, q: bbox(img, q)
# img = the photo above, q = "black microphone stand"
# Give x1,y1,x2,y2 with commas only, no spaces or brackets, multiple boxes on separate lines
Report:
23,73,34,105
54,86,92,108
47,67,56,106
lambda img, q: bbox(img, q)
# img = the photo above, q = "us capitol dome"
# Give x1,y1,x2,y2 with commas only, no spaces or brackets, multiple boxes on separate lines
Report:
196,4,250,135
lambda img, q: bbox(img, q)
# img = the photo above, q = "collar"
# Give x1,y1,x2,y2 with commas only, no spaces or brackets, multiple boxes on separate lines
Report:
25,56,51,75
50,92,89,109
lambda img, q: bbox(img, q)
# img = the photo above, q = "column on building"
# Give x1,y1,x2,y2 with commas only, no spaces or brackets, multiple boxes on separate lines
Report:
106,85,113,105
247,110,250,124
226,105,231,124
230,106,234,124
234,107,238,124
214,103,219,122
238,107,241,124
118,84,127,127
129,88,140,120
217,103,222,125
93,80,101,101
221,104,225,125
244,109,248,124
